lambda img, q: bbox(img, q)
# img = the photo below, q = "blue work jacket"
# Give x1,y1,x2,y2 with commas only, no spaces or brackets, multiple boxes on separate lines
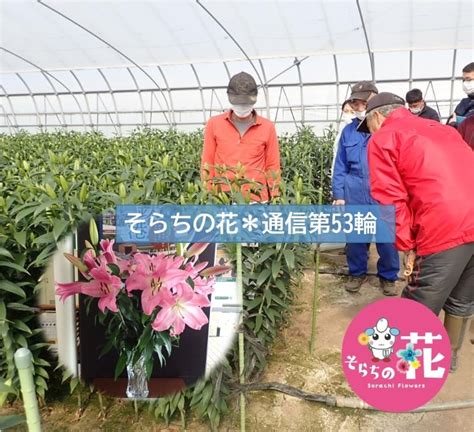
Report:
331,118,375,204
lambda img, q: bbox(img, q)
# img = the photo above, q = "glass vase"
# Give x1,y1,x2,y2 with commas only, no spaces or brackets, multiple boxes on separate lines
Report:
125,353,149,398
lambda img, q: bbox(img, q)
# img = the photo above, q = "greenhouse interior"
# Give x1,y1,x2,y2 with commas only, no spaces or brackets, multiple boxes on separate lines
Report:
1,0,473,431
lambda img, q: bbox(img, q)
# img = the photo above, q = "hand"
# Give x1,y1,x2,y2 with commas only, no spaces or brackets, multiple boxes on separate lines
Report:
332,199,345,205
403,250,416,277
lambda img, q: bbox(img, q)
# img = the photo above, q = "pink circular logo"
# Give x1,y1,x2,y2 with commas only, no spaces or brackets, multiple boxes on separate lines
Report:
342,298,450,412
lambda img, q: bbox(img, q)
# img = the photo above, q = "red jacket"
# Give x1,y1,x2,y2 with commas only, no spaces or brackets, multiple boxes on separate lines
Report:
201,111,280,201
368,107,474,256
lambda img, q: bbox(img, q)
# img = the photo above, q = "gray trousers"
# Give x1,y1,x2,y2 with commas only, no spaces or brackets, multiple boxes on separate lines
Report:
401,242,474,316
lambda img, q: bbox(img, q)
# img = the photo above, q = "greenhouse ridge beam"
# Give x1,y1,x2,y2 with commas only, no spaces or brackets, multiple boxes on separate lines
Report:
4,98,453,126
4,99,455,116
3,76,460,98
2,119,349,129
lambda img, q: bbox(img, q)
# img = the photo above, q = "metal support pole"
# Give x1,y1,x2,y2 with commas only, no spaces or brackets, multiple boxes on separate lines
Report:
190,63,207,124
295,58,304,124
127,67,147,126
97,68,122,134
333,55,341,131
0,85,19,132
258,59,271,119
15,73,43,130
449,49,458,115
408,51,413,90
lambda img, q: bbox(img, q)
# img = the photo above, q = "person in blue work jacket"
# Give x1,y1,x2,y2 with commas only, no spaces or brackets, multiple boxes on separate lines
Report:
332,81,400,295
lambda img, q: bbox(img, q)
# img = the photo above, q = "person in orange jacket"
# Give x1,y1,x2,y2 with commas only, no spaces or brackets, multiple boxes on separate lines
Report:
360,92,474,372
201,72,280,202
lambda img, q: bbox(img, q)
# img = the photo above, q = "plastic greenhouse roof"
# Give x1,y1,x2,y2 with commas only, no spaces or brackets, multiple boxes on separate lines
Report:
1,0,472,72
0,0,472,134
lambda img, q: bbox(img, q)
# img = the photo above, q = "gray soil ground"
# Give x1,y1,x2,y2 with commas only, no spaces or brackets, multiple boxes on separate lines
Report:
237,247,474,432
2,247,473,431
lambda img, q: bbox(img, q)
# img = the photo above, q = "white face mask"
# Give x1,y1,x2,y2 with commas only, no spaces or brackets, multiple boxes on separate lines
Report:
462,81,474,95
231,104,254,118
341,112,355,124
409,107,422,114
354,110,366,120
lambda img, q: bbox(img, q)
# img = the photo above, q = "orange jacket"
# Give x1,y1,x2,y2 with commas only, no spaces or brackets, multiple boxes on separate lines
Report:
201,111,281,201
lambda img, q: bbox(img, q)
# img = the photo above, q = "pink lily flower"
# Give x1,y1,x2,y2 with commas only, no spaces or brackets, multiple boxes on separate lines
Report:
83,248,99,271
56,261,122,313
126,253,190,315
83,240,129,276
151,287,210,336
192,276,215,297
100,238,118,265
116,256,133,275
184,260,208,279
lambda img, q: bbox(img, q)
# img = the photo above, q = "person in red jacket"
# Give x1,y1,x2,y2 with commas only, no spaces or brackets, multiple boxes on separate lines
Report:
359,92,474,372
201,72,280,202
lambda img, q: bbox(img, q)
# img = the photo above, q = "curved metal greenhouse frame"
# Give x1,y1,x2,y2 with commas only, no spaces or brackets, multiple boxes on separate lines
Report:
0,0,471,134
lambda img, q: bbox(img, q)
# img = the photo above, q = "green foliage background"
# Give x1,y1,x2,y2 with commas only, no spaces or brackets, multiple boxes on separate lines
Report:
0,126,334,427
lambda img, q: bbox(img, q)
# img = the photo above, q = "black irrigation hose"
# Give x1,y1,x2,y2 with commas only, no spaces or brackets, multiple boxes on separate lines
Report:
239,382,330,404
302,267,404,278
238,382,474,412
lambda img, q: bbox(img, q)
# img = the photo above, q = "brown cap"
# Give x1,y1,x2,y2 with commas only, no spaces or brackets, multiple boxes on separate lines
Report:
227,72,258,104
350,81,379,101
358,92,406,133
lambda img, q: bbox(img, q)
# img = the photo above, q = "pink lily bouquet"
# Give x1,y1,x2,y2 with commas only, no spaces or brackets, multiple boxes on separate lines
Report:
55,220,229,393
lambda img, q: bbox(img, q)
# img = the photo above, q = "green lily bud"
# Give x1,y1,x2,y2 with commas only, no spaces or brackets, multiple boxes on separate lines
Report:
119,183,127,198
297,177,303,192
154,179,162,194
63,253,88,272
44,184,57,199
59,175,69,192
48,150,56,163
84,240,96,252
136,165,144,180
89,218,99,246
79,183,88,202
